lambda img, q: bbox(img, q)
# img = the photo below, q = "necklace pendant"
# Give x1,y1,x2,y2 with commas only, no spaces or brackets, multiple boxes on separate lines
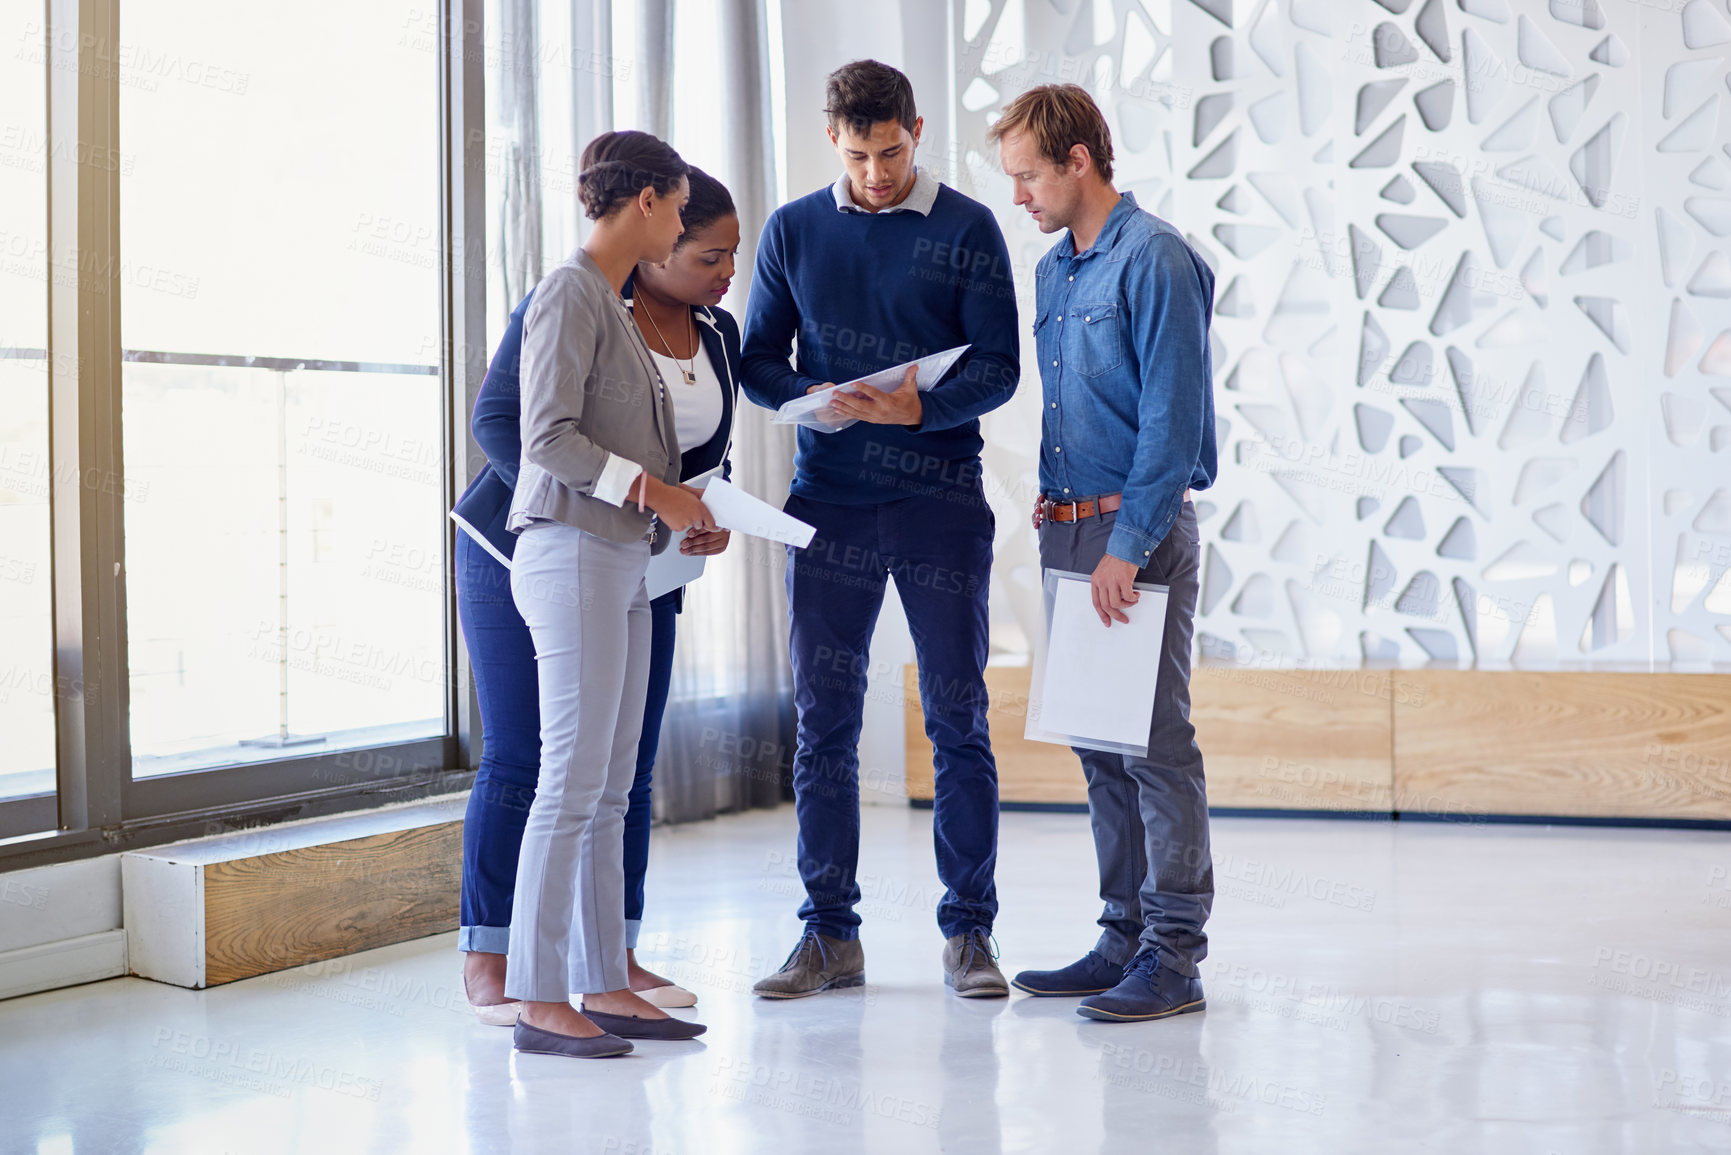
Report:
682,368,697,385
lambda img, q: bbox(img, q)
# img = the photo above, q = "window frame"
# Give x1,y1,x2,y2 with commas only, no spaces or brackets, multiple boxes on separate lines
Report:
0,0,487,868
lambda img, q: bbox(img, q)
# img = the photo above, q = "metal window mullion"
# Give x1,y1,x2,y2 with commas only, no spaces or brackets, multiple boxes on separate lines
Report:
443,0,487,771
46,0,130,832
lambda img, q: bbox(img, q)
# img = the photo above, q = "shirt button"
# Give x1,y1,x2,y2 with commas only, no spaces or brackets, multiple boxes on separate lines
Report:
1050,402,1057,408
1067,275,1074,282
1058,315,1064,322
1051,359,1057,367
1054,446,1062,453
1084,315,1092,322
1145,550,1152,556
1063,487,1070,494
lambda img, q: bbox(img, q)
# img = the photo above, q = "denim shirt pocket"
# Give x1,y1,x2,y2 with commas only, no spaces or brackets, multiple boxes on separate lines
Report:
1033,298,1056,371
1067,302,1123,377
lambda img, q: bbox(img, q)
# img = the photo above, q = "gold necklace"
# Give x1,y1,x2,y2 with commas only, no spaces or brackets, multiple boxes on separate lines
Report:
640,300,699,385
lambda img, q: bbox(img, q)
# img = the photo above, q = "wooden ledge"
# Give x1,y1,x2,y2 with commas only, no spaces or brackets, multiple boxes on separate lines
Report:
905,664,1731,822
123,795,466,988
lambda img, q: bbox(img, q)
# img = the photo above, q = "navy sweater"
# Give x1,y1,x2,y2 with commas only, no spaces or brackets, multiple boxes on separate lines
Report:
741,182,1020,503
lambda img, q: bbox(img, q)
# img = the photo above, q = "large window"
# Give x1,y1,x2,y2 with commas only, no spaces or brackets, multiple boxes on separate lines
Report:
0,0,476,859
119,0,446,776
0,9,54,814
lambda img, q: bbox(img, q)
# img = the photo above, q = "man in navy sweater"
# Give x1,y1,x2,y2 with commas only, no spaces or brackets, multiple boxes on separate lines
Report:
743,60,1021,1000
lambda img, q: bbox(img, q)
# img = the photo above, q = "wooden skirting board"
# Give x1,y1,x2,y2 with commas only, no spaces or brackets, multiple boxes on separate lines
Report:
904,663,1731,822
1392,671,1731,822
123,797,465,988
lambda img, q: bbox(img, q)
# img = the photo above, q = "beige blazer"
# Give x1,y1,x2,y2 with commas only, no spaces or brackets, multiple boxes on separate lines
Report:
507,250,682,552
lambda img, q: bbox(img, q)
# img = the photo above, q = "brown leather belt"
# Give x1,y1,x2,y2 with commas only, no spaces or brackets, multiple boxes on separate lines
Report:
1032,490,1193,529
1033,493,1122,528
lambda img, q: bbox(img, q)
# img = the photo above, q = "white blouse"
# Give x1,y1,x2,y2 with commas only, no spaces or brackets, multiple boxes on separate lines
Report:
650,342,725,463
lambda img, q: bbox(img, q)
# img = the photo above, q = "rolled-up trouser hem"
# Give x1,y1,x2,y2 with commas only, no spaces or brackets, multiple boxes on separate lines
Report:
460,925,511,954
625,919,642,950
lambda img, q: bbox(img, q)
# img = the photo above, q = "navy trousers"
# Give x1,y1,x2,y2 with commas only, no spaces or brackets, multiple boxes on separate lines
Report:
783,479,1000,942
456,530,675,953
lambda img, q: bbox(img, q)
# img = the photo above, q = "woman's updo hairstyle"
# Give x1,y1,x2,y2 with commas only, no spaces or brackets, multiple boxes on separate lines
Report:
577,130,689,221
674,167,737,249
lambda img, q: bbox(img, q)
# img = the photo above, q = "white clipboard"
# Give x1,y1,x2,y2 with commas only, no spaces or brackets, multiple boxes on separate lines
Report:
1024,568,1168,758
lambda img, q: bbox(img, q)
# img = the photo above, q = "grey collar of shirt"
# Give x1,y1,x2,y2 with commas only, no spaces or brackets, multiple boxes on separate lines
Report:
831,166,940,216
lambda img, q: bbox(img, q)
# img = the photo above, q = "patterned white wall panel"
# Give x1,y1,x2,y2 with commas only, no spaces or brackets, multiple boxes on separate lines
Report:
952,0,1731,668
1633,1,1731,666
953,0,1188,656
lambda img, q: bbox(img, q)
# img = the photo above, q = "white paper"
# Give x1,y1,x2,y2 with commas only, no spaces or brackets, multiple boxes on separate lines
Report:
644,466,725,598
1025,572,1168,757
700,478,816,548
772,344,972,432
449,511,513,570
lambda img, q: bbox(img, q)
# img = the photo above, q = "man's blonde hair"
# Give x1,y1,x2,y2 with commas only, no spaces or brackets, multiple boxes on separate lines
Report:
987,84,1115,182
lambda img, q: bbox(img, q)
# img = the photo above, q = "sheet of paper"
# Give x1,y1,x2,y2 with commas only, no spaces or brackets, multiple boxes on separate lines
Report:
449,511,513,570
1026,573,1168,756
700,478,816,548
772,344,972,433
644,465,725,598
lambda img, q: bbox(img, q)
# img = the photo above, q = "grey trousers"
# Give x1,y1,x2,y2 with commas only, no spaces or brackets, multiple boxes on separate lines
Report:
505,522,652,1001
1038,502,1213,976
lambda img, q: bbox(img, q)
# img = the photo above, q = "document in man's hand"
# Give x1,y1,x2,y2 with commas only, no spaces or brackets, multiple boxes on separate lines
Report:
700,479,816,548
1025,570,1168,758
772,344,971,432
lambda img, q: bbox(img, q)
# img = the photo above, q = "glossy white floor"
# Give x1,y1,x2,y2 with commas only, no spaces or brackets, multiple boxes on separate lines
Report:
3,805,1731,1155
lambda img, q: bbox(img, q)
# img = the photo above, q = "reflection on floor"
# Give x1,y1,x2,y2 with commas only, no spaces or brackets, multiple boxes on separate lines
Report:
4,805,1730,1153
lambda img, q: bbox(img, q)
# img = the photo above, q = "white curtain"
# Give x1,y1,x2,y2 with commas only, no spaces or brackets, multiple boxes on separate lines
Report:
653,0,795,821
483,0,795,821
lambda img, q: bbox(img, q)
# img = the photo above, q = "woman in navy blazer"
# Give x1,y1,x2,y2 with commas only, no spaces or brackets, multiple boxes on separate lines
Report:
455,169,743,1018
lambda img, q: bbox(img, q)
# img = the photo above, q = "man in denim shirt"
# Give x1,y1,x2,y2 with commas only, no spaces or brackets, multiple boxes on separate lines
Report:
991,85,1217,1022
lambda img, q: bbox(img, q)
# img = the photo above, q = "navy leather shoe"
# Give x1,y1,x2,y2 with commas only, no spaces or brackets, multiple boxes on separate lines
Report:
1011,950,1125,997
1076,950,1205,1022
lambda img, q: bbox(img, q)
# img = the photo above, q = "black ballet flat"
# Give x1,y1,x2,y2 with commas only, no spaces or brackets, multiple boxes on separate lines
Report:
578,1007,708,1040
512,1018,634,1058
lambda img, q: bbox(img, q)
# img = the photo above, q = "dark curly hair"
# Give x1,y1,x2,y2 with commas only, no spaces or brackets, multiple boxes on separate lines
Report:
577,130,689,221
675,167,736,249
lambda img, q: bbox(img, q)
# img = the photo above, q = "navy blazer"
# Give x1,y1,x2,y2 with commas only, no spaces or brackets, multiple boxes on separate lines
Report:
452,283,742,564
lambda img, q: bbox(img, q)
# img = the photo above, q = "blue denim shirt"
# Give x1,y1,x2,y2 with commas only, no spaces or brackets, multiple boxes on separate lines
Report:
1035,192,1217,564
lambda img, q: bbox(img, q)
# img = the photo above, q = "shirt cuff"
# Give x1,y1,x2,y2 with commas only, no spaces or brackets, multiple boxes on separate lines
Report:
1105,522,1163,566
592,452,646,507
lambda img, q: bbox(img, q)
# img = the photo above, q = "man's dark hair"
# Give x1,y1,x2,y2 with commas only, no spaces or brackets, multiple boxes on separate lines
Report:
824,59,918,137
676,167,736,248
